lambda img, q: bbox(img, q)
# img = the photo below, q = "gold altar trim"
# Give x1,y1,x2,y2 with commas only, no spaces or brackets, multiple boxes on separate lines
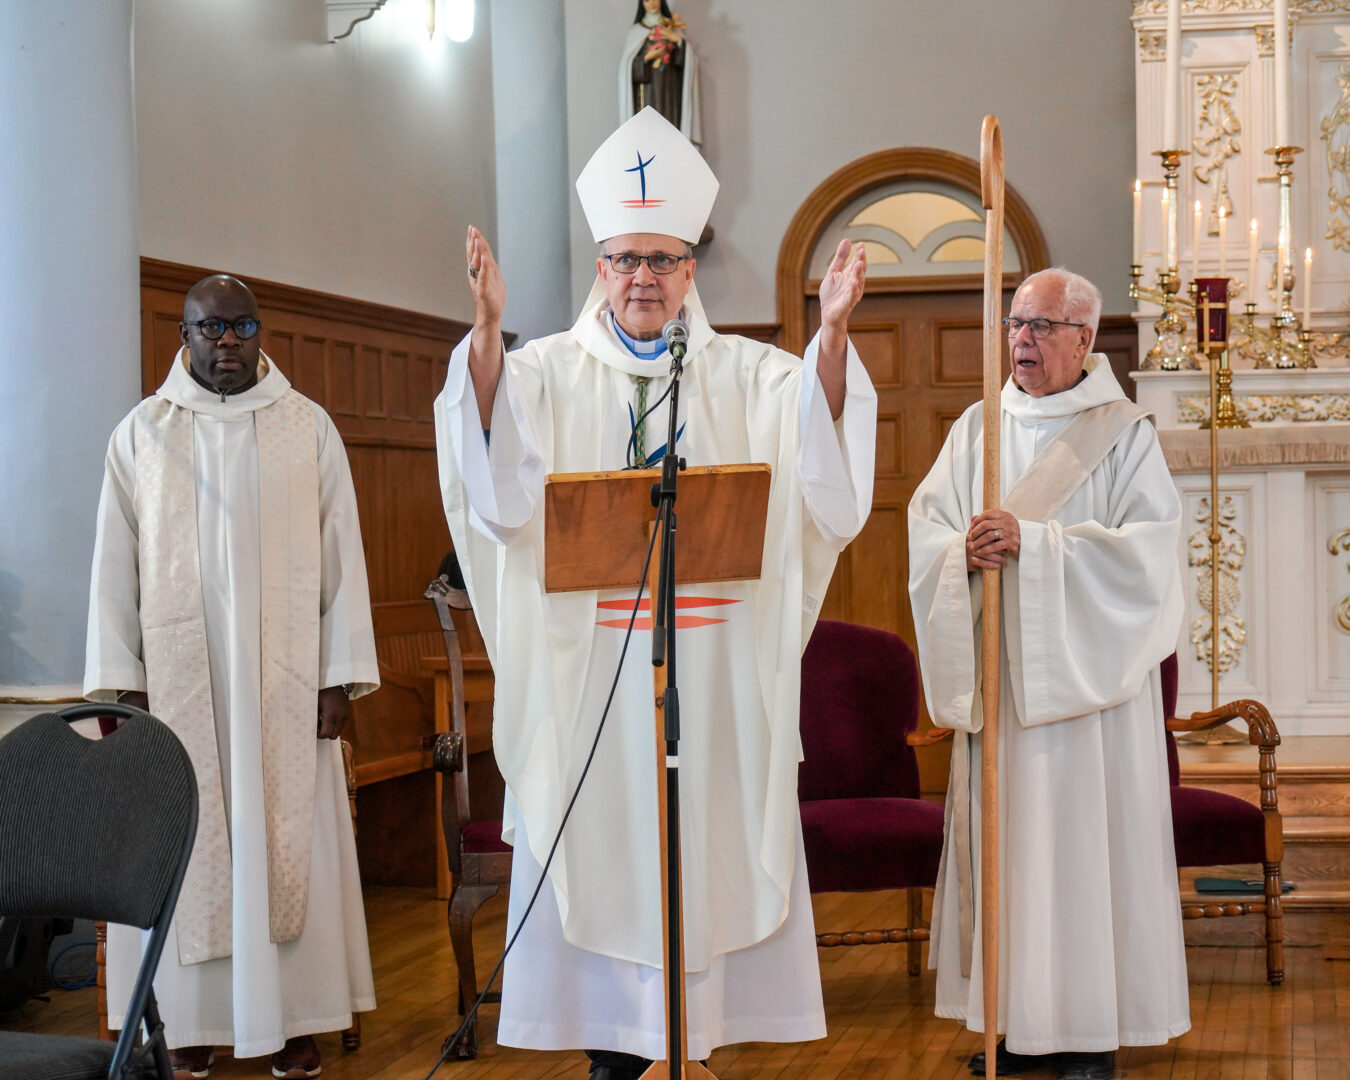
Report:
1160,424,1350,472
1177,393,1350,425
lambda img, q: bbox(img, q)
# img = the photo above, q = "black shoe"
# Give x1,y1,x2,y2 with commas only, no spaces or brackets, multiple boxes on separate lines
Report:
1057,1052,1115,1080
586,1050,652,1080
968,1039,1043,1076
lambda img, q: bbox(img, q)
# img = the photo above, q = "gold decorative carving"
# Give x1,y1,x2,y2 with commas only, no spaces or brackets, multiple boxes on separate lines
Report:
1177,392,1350,423
1134,1,1251,12
1134,0,1347,12
1320,65,1350,253
1189,496,1247,672
1139,29,1166,61
1254,24,1276,56
1330,527,1350,634
1193,75,1243,187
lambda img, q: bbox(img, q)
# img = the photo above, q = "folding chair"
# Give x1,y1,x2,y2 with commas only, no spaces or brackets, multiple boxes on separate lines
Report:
0,703,197,1079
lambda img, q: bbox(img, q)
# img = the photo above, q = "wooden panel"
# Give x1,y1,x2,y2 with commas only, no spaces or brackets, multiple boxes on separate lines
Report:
833,506,904,636
875,416,903,478
1095,313,1140,402
712,322,781,345
330,341,359,416
932,319,987,385
936,410,964,457
849,323,902,386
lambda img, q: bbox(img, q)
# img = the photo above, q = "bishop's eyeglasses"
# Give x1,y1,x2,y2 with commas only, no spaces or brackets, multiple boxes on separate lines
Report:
1001,316,1085,340
183,316,262,341
602,252,689,275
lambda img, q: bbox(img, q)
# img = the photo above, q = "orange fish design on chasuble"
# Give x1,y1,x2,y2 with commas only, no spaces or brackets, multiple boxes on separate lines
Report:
595,596,740,631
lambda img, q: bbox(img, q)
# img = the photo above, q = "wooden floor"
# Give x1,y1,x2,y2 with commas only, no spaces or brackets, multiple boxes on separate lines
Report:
5,886,1350,1080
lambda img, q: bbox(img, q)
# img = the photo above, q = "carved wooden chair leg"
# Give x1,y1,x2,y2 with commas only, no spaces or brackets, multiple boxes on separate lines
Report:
339,738,363,1049
448,882,500,1059
907,888,923,977
95,920,111,1041
1264,859,1285,986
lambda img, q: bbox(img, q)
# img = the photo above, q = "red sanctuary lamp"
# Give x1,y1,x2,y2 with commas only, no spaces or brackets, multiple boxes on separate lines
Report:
1194,276,1246,430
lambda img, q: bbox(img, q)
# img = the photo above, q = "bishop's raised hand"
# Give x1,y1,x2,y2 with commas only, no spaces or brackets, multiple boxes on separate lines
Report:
818,238,867,333
465,225,506,329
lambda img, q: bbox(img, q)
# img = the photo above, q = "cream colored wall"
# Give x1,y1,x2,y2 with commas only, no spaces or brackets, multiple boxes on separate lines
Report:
134,0,496,322
561,0,1137,324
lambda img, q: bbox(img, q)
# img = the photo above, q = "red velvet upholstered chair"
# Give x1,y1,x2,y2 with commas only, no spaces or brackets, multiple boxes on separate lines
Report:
1161,652,1285,985
798,619,945,975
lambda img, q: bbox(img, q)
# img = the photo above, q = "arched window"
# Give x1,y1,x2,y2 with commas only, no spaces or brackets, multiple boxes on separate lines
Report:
808,180,1022,279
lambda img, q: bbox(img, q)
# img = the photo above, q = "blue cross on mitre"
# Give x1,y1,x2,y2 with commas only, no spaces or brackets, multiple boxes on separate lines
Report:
625,150,655,204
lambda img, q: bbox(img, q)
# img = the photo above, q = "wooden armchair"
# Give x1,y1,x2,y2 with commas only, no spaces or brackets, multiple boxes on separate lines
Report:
1160,653,1284,985
799,620,945,975
427,575,509,1060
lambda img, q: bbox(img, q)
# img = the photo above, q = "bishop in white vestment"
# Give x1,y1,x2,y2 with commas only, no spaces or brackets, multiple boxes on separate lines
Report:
908,269,1189,1080
435,109,876,1068
84,275,379,1075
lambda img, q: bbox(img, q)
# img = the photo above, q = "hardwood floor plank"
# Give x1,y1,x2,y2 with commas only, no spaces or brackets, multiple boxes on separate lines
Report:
6,888,1347,1078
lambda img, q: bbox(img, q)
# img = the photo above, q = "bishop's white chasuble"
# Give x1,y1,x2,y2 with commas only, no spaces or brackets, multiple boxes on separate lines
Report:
435,282,876,1058
908,355,1190,1055
84,352,379,1056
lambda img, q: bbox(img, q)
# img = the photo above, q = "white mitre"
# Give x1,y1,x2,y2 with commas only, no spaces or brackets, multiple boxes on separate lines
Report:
576,106,718,244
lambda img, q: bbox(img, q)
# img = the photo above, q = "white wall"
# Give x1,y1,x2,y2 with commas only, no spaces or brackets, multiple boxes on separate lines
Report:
134,0,497,322
0,1,140,705
491,0,573,342
562,0,1137,323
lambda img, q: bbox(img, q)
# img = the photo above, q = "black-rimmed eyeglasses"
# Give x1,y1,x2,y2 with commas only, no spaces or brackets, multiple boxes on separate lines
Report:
1001,316,1085,340
602,252,688,275
183,316,261,341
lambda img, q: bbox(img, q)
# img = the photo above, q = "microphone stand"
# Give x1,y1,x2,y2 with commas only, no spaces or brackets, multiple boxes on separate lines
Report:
644,333,708,1080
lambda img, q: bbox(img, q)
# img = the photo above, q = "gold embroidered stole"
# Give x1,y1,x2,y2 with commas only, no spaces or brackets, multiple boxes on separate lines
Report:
951,397,1150,977
134,390,321,965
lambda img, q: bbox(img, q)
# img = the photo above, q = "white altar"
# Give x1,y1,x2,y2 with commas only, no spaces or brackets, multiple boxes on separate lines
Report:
1131,2,1350,733
1135,369,1350,735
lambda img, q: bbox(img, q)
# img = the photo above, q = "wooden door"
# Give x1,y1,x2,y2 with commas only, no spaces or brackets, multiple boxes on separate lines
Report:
807,287,1012,649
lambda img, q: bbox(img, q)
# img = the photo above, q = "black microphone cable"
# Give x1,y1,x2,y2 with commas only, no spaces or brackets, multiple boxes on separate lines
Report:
421,511,663,1080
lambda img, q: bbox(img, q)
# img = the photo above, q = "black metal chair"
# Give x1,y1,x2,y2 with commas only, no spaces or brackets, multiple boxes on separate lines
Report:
0,703,197,1080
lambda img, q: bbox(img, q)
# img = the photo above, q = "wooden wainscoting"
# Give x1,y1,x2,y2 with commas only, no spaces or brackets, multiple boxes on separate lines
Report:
140,259,483,885
1095,313,1141,401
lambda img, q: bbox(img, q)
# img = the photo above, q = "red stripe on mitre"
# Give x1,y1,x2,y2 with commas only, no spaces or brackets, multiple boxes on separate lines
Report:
595,597,742,611
619,200,666,206
596,615,729,630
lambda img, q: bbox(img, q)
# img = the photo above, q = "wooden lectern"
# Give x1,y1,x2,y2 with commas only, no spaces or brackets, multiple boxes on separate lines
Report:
544,462,772,1080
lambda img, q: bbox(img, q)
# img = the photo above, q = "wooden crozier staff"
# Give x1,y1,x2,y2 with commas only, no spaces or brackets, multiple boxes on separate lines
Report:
978,113,1005,1073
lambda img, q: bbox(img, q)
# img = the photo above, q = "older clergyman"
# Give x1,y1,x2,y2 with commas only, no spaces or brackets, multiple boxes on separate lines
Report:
434,107,876,1079
908,268,1189,1080
85,275,379,1080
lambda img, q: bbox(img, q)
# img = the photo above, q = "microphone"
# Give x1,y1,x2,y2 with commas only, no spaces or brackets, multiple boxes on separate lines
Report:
662,318,689,374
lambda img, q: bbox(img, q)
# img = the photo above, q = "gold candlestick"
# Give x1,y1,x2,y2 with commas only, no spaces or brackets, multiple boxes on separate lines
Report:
1258,146,1314,369
1135,149,1199,370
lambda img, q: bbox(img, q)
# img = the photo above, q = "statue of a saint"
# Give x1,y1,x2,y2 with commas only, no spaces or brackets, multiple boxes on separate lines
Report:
619,0,701,146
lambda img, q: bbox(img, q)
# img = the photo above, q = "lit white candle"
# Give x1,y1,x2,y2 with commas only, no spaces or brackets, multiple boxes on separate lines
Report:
1248,218,1259,300
1274,0,1290,147
1218,207,1227,276
1133,180,1142,264
1191,199,1202,280
1304,247,1313,326
1164,0,1181,148
1160,188,1171,269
